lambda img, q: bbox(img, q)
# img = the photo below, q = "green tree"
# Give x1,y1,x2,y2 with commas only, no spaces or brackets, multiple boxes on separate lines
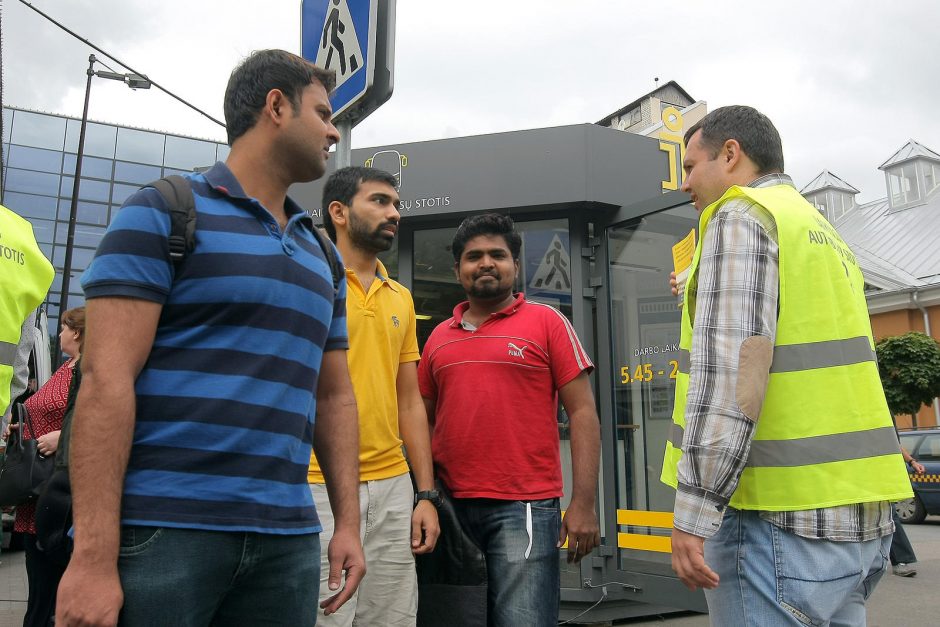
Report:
875,332,940,426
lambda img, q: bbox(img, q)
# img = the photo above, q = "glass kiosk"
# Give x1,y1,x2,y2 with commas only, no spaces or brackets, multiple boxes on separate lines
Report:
294,123,706,621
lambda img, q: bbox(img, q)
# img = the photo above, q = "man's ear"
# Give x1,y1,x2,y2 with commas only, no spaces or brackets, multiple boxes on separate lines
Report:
327,200,348,229
721,139,742,168
264,89,289,126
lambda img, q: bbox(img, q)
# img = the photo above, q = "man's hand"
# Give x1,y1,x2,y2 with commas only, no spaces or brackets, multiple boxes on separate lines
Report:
320,527,366,616
911,460,926,475
671,528,719,591
669,271,679,297
411,500,440,554
558,501,600,564
56,557,123,626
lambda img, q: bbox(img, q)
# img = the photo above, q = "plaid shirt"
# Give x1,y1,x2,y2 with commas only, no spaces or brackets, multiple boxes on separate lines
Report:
673,173,894,542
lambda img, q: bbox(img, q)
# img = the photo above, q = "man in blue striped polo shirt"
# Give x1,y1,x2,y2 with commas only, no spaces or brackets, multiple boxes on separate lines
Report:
56,50,365,626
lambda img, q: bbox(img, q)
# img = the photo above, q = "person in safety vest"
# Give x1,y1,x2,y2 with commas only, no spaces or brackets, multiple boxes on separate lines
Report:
661,105,912,625
0,204,54,417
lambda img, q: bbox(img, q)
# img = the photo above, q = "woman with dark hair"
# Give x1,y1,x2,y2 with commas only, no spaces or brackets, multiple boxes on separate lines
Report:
13,306,84,627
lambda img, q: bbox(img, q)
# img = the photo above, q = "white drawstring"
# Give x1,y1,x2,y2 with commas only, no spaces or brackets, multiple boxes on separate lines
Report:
524,502,533,559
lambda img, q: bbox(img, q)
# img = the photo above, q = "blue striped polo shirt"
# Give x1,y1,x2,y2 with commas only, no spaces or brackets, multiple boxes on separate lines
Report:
81,162,347,534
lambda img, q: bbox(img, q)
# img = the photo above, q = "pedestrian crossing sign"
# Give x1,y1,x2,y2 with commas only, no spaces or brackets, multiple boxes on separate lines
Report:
301,0,378,118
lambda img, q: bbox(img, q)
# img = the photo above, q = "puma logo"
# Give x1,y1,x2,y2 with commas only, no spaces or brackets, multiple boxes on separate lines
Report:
508,342,527,359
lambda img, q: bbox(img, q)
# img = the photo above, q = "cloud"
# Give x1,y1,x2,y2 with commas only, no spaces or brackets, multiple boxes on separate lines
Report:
4,0,939,203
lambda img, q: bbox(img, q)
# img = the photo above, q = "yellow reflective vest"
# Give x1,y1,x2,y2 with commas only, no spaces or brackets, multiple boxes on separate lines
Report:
662,184,912,511
1,204,54,413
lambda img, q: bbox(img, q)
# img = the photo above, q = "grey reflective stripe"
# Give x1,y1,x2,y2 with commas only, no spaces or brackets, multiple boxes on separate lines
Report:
678,349,690,374
668,423,684,449
0,340,17,367
770,336,875,373
745,426,900,468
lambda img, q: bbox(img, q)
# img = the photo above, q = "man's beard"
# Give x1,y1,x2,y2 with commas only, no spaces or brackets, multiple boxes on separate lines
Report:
349,215,395,253
467,275,510,299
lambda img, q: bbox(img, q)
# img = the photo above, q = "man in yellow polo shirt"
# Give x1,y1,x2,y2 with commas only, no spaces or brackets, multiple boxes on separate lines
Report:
310,166,439,626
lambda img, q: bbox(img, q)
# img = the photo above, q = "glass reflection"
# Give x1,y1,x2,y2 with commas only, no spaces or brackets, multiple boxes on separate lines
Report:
65,120,117,158
8,145,63,173
10,111,66,150
116,127,165,164
164,135,216,171
2,192,58,220
114,161,161,185
4,168,61,197
63,153,114,180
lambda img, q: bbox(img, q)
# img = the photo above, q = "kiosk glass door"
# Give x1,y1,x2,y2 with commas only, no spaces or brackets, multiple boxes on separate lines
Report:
606,204,697,576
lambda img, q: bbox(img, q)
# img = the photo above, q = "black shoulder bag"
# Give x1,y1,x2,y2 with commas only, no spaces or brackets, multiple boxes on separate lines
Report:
0,403,55,506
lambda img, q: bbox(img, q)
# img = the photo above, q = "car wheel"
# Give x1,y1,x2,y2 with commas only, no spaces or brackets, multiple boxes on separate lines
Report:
896,495,927,524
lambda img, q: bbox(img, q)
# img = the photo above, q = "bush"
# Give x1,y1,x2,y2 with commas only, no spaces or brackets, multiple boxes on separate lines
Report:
875,332,940,423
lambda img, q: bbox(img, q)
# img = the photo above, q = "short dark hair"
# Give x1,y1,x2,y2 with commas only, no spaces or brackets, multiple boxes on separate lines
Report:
224,49,336,146
451,213,522,263
683,105,784,174
321,166,399,242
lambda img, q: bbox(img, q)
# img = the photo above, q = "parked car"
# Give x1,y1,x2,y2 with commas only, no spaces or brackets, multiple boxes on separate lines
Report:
897,427,940,524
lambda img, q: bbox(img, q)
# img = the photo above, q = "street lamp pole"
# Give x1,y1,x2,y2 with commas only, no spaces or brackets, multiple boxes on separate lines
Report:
56,54,96,347
53,54,151,364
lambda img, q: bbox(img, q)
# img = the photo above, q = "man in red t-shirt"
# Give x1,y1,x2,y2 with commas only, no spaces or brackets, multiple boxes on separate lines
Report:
418,213,600,626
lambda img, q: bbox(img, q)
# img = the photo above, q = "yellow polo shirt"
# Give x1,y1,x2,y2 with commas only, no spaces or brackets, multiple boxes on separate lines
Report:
308,260,419,483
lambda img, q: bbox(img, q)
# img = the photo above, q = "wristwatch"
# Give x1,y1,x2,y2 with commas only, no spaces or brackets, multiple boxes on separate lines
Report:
414,490,443,508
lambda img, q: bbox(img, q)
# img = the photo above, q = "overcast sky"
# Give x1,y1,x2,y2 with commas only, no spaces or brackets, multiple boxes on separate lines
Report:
4,0,938,203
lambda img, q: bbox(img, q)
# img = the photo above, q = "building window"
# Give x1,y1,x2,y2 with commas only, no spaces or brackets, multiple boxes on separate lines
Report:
2,191,58,221
887,162,927,208
116,127,165,165
114,160,162,185
164,135,216,171
8,144,63,173
924,162,938,194
59,177,112,203
4,167,61,197
62,153,114,180
902,163,920,203
10,111,67,150
64,120,117,159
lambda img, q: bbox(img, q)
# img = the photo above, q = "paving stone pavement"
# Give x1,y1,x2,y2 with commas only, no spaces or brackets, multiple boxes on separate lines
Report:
0,547,27,627
0,517,937,625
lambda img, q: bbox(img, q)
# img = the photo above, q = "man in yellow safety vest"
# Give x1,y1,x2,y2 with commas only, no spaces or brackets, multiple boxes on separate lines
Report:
1,203,53,416
662,105,912,625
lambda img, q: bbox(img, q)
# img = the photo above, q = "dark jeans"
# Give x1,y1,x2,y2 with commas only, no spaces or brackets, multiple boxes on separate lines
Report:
451,498,561,627
23,533,67,627
890,506,917,565
118,526,320,626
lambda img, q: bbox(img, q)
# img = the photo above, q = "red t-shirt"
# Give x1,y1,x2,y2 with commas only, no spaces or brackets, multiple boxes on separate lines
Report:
418,294,593,500
15,360,74,534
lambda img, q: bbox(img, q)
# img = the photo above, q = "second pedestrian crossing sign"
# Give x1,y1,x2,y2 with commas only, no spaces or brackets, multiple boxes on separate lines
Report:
301,0,378,118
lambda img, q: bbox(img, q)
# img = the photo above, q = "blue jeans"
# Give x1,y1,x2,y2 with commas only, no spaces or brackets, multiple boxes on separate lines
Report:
889,505,917,565
118,526,320,626
451,497,561,627
704,509,890,626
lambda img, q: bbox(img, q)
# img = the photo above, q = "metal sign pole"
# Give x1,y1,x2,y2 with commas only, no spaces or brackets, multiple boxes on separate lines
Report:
336,118,353,169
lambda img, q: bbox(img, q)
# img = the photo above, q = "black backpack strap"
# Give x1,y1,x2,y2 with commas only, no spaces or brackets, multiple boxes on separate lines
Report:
148,175,196,269
310,226,343,298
